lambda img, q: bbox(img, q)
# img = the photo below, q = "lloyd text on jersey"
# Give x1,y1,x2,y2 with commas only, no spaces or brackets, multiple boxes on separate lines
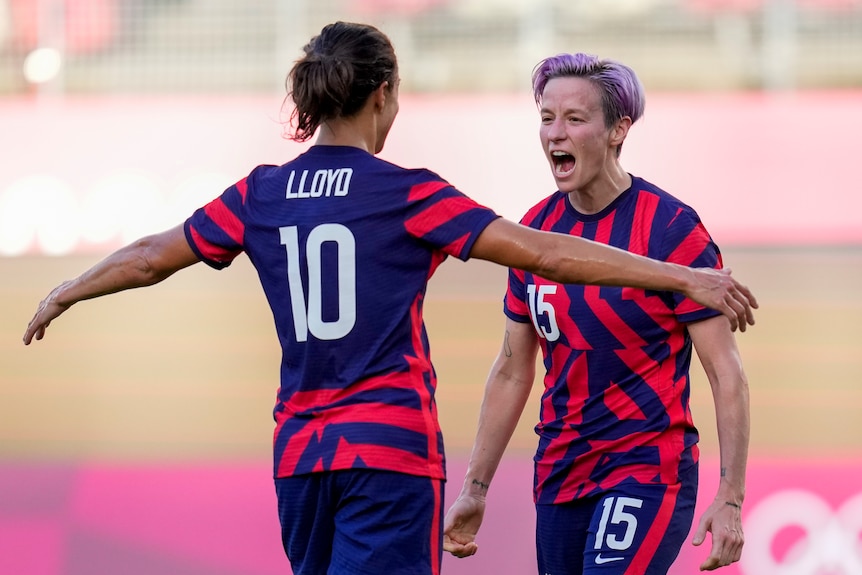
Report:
286,168,353,199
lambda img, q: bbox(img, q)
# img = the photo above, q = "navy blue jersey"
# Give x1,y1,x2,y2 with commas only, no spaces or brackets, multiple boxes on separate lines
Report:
504,176,721,504
184,145,499,480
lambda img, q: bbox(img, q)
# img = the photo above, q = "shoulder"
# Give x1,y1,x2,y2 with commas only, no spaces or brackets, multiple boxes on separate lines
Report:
630,175,703,224
520,192,566,227
346,154,455,192
378,159,451,187
243,163,281,184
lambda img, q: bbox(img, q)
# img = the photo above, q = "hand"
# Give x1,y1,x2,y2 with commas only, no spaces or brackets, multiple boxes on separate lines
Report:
23,281,74,345
692,499,744,571
443,494,485,558
687,268,757,333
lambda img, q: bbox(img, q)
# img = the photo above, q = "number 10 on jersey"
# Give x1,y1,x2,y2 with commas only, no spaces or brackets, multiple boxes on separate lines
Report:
280,224,357,342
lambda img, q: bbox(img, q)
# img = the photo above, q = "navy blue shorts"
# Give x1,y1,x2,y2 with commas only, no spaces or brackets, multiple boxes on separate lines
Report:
536,464,698,575
275,469,444,575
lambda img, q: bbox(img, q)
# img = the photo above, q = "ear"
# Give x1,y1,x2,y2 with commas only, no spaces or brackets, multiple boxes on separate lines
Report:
609,116,632,148
372,81,390,112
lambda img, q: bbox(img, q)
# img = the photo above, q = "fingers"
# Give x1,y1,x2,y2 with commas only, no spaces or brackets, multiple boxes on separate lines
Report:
735,282,757,329
726,292,745,333
23,295,65,345
723,301,741,333
691,516,708,547
23,317,46,345
689,268,757,333
697,521,744,571
699,541,743,571
731,273,759,310
730,278,757,321
711,268,758,334
724,279,756,334
443,537,478,558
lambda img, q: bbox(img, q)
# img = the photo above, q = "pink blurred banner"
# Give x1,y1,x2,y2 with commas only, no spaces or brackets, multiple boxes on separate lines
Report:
1,92,860,257
1,457,860,575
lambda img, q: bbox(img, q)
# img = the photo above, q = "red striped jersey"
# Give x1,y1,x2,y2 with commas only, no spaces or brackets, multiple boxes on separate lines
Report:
504,176,721,504
184,145,500,480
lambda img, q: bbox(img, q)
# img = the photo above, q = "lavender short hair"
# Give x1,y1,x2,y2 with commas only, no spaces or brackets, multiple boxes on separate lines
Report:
532,53,645,128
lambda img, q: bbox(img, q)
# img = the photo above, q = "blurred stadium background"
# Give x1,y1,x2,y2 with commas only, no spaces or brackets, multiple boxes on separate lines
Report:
1,1,861,574
1,0,862,94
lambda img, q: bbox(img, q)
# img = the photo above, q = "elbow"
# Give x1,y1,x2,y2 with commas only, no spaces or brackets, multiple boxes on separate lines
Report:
532,251,583,285
130,237,172,285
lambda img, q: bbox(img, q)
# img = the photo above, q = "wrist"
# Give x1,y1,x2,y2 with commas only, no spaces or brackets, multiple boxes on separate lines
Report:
715,485,745,508
53,280,78,309
677,265,697,297
462,477,490,500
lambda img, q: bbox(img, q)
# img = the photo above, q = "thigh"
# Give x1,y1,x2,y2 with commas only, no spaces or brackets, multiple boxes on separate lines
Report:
536,498,595,575
585,469,698,575
275,474,335,575
535,465,698,575
331,470,445,575
276,470,445,575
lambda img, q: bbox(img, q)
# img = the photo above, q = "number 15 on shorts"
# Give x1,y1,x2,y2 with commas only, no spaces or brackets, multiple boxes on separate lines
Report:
593,496,643,563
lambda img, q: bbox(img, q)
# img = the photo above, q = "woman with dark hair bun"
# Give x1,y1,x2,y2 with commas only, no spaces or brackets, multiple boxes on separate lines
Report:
24,24,756,575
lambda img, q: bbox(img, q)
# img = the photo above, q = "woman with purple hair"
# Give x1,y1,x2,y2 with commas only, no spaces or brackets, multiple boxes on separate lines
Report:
444,53,750,574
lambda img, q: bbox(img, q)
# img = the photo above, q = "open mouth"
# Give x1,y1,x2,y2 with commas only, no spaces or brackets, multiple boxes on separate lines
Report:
551,151,575,176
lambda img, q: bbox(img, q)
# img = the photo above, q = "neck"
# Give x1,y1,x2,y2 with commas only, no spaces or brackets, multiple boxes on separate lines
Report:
567,164,631,215
314,100,382,154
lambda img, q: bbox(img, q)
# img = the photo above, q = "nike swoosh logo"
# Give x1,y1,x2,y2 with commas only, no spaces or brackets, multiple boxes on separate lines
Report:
595,554,625,565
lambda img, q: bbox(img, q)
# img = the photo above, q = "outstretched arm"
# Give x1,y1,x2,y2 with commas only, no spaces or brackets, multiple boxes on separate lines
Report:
469,218,757,332
444,318,539,558
23,224,200,344
688,315,750,571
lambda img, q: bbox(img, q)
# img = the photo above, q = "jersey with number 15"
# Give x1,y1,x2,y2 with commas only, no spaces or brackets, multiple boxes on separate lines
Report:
505,176,722,505
184,145,500,481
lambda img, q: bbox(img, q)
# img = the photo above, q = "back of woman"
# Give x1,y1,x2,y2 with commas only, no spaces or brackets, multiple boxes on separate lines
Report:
184,145,499,480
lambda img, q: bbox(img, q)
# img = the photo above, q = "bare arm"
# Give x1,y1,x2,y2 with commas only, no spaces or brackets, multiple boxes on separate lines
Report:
688,315,750,571
443,318,540,558
469,218,757,332
23,224,200,344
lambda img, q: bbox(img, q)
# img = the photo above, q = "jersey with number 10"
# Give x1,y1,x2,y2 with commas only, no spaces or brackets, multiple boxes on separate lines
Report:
505,176,722,505
184,145,500,481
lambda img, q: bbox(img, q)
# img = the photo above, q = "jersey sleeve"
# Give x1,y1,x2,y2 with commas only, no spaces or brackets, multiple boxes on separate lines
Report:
183,170,253,269
661,208,724,323
402,178,500,261
503,267,531,323
503,207,544,324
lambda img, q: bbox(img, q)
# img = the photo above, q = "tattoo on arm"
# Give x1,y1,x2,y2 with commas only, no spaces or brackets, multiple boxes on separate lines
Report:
719,467,741,508
471,478,490,491
503,330,512,357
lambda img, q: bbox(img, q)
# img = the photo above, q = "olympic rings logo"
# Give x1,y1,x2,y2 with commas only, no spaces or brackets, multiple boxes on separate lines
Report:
740,489,862,575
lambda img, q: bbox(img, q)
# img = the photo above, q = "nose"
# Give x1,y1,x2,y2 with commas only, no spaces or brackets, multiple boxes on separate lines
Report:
545,118,566,141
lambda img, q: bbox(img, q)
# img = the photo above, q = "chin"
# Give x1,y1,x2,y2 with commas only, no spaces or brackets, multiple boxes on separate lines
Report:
554,179,577,194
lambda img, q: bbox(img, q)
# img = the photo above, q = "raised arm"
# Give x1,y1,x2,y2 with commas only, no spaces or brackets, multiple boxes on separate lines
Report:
688,315,750,571
23,224,200,344
469,218,757,332
443,318,540,558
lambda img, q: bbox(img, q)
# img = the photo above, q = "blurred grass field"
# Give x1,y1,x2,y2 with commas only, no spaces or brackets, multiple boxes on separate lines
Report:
2,246,861,463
